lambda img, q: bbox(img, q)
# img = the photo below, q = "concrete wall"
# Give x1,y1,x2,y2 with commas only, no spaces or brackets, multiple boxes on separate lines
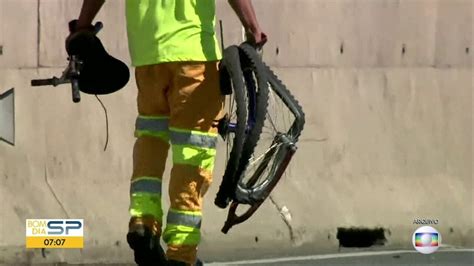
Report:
0,0,472,264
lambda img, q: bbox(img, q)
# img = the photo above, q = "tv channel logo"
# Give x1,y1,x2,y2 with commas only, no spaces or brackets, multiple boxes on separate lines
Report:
26,219,83,248
412,226,441,254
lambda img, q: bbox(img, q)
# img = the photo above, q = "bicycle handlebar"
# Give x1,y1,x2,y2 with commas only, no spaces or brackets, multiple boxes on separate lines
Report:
71,79,81,103
31,76,70,86
31,78,55,86
92,22,103,34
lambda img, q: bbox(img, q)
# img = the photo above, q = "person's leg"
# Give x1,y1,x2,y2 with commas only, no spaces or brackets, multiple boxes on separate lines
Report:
128,64,171,265
163,61,224,265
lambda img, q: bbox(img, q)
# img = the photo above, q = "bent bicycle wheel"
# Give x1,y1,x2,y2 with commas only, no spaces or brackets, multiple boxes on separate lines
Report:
221,64,304,232
214,46,248,209
216,44,270,209
235,63,305,205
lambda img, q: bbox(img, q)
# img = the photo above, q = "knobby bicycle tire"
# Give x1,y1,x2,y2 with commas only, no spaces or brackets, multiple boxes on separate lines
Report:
263,62,305,140
230,42,270,195
214,46,248,209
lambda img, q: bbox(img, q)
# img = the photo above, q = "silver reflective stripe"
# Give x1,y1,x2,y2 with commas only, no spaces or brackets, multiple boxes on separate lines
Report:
130,179,162,194
170,131,217,148
135,117,169,132
167,211,202,228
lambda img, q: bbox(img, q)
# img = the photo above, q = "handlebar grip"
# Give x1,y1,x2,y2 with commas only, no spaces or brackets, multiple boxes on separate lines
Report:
31,79,54,86
93,22,103,34
71,79,81,103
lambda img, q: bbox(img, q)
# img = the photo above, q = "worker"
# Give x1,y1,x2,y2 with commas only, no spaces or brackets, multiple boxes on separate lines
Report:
67,0,266,265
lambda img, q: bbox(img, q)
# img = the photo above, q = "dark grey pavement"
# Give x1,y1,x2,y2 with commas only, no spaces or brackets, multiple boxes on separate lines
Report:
0,249,472,265
207,249,474,266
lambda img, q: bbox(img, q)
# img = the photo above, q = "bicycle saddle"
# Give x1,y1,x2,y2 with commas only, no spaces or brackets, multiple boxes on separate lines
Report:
66,26,129,95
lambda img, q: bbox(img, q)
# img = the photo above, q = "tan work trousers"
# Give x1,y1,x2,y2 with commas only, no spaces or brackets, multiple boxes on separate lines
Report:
129,61,224,264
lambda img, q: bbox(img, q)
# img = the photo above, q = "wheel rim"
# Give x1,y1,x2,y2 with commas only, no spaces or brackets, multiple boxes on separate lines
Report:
239,86,296,189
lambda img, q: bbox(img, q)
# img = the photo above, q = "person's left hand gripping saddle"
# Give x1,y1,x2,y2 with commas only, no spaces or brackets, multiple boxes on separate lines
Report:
66,20,130,95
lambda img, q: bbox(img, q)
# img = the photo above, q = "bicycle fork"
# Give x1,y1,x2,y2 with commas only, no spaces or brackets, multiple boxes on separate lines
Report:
221,134,297,234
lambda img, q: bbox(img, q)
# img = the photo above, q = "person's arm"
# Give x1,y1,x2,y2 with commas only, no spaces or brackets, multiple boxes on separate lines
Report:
66,0,105,47
228,0,267,47
76,0,106,30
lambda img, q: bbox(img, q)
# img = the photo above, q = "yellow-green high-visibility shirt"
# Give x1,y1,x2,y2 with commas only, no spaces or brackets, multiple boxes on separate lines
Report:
126,0,222,66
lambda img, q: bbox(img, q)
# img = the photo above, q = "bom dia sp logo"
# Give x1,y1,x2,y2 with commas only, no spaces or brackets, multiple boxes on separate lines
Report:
26,219,83,248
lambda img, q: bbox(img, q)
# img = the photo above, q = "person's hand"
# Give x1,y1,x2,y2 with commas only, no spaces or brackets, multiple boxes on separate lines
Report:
246,30,268,48
65,20,95,53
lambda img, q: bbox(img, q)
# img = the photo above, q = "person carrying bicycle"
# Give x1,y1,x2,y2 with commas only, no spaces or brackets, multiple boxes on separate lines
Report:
67,0,267,265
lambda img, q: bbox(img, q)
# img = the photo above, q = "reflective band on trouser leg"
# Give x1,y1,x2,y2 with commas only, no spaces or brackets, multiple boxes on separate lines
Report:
170,127,217,149
163,209,202,245
135,115,170,141
167,209,202,229
163,224,200,245
163,221,201,265
170,127,217,172
129,177,163,222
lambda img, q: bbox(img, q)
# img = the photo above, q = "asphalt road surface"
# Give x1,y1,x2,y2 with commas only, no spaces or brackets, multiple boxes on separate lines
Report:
1,248,472,265
207,249,474,266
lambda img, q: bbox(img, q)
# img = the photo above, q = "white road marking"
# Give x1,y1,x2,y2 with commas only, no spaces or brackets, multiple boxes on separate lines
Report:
206,248,474,265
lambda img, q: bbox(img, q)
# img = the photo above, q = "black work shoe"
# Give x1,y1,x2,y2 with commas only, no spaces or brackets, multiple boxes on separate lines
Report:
127,217,167,265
